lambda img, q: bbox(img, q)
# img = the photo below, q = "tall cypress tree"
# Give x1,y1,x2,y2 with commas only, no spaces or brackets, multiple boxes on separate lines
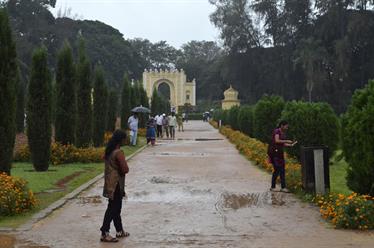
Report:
16,71,25,133
139,82,149,108
121,74,131,129
55,41,77,145
129,83,137,109
107,90,118,132
0,9,17,175
27,47,52,172
93,67,108,147
76,38,92,148
151,88,160,114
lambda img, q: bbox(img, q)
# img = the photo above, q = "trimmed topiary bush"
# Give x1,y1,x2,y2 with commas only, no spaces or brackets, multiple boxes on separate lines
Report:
280,101,340,159
253,95,285,143
342,80,374,196
238,105,254,137
228,106,240,130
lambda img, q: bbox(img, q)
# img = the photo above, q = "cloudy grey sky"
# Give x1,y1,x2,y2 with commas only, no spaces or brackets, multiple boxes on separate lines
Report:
51,0,220,48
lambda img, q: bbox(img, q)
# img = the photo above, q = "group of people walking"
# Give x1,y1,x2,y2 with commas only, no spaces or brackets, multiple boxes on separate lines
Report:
146,112,186,145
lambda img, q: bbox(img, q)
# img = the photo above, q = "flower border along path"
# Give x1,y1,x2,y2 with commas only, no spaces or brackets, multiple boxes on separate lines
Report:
0,143,148,232
210,121,374,230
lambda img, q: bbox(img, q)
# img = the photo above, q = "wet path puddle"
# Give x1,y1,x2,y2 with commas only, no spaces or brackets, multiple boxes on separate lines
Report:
153,152,207,157
216,192,287,211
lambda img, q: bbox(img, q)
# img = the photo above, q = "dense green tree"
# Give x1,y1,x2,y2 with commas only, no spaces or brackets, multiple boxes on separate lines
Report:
92,67,108,147
27,47,52,172
75,38,92,148
121,74,131,129
106,90,118,132
0,9,17,175
129,82,138,110
342,80,374,195
16,71,25,133
55,41,77,145
294,38,327,102
210,0,262,52
139,82,149,108
129,39,181,70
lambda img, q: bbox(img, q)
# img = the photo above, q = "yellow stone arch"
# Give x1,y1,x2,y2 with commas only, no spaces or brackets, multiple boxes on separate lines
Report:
153,79,176,107
143,69,196,112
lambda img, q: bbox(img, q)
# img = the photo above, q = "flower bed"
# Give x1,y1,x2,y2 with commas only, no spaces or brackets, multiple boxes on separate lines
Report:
0,173,36,216
14,143,104,165
211,121,374,230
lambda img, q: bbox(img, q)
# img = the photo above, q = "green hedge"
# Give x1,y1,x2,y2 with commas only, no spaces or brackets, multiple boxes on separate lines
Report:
253,95,285,143
186,113,203,120
228,106,240,130
238,105,254,137
281,101,340,159
342,80,374,196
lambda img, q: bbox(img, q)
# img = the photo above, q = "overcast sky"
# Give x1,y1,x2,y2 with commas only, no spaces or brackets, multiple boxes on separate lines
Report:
51,0,220,48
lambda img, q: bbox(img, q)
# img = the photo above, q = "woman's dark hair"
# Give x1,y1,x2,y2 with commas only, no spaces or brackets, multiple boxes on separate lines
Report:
278,120,289,128
104,130,127,160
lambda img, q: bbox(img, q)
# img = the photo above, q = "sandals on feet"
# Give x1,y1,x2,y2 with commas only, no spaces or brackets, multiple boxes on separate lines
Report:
100,233,119,243
116,230,130,238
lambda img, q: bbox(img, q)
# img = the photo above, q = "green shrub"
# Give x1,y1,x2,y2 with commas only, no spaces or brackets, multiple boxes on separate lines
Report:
342,80,374,196
281,101,340,159
238,105,254,137
188,113,204,120
221,110,229,126
212,109,223,122
227,106,240,130
253,95,285,143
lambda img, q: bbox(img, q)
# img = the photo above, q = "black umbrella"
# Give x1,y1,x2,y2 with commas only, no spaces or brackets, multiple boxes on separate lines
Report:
131,106,151,113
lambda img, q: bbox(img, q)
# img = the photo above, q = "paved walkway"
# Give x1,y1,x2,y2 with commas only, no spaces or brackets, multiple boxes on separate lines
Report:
13,121,374,247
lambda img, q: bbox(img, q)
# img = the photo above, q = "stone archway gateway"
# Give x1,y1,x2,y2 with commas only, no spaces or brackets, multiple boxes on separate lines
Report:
143,69,196,112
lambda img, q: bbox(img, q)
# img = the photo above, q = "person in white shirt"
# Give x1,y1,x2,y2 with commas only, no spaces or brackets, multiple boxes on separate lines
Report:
168,112,177,139
156,114,163,138
127,113,139,146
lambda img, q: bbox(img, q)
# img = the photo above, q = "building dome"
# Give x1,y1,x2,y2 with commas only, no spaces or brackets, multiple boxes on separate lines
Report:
222,85,240,110
224,85,239,100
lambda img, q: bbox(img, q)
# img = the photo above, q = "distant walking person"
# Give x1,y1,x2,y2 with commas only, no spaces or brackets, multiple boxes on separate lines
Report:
128,112,139,146
168,112,177,139
146,116,156,146
156,114,163,138
177,114,184,132
267,121,297,193
100,130,130,242
162,113,169,139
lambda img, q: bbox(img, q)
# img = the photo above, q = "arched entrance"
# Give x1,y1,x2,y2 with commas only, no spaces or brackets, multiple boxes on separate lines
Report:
157,82,171,101
143,69,196,113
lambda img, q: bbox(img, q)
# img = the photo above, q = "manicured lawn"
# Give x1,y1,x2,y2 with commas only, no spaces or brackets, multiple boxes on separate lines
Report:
0,138,146,228
330,150,352,195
